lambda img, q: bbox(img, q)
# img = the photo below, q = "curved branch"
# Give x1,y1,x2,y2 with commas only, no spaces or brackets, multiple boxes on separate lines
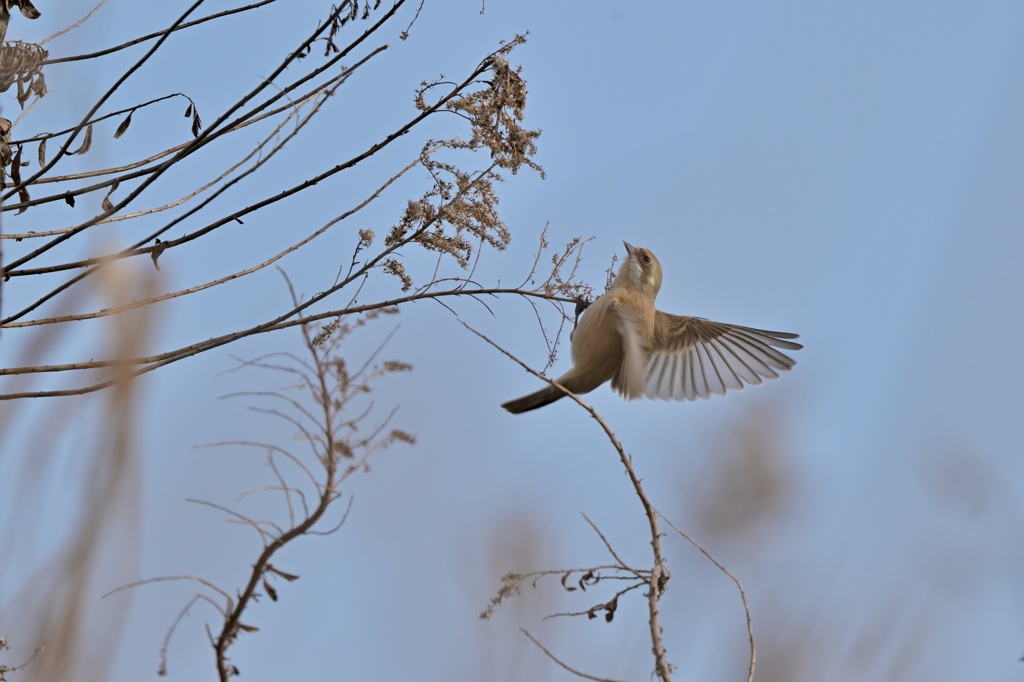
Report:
460,320,675,681
659,512,755,682
41,0,279,64
520,628,626,682
0,288,574,380
3,0,209,202
3,0,395,271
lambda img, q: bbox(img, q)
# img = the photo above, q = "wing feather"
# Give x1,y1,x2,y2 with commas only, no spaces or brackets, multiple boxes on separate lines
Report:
645,354,671,401
705,337,745,391
679,349,692,400
643,313,802,402
694,341,722,398
665,353,679,401
610,304,649,399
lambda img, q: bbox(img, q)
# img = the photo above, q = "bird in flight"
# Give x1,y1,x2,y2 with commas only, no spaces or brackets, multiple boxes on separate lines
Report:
502,242,802,413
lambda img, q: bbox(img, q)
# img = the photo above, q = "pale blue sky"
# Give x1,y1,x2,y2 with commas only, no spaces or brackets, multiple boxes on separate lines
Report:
2,2,1023,680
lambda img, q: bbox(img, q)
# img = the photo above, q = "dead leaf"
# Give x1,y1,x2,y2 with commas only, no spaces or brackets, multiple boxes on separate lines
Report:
70,123,92,155
16,0,41,20
11,144,28,213
113,111,133,139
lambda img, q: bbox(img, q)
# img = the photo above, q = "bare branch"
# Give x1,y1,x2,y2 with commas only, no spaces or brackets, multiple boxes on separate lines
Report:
41,1,279,61
39,0,109,46
580,512,642,577
103,575,233,610
461,320,675,680
520,628,627,682
4,0,209,202
156,593,221,677
659,512,755,682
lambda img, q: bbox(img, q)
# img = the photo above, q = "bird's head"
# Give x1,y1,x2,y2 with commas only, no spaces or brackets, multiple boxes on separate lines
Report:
618,241,663,295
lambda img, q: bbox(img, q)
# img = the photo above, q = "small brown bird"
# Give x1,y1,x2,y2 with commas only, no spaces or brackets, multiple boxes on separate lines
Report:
501,242,802,414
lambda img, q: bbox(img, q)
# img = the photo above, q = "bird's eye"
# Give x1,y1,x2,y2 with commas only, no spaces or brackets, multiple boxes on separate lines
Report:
642,255,651,264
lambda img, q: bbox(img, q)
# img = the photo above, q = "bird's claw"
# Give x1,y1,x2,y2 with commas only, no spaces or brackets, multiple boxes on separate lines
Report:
573,296,591,328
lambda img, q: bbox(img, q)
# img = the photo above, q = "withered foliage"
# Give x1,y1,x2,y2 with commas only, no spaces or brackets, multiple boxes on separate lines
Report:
0,0,40,44
384,37,539,278
0,7,584,400
481,560,658,625
0,4,598,681
204,310,416,680
111,307,415,680
0,40,45,106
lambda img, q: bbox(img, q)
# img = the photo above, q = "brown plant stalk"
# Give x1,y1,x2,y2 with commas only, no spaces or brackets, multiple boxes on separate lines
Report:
461,321,675,681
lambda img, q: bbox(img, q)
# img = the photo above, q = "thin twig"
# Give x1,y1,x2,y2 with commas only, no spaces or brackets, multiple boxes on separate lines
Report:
520,628,627,682
659,511,755,682
580,512,642,577
103,575,232,610
460,320,674,680
4,0,208,201
0,289,574,379
42,0,280,64
156,593,222,676
40,0,109,45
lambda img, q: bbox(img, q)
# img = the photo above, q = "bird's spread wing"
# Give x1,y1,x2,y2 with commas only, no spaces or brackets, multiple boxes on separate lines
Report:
610,305,649,400
644,313,802,401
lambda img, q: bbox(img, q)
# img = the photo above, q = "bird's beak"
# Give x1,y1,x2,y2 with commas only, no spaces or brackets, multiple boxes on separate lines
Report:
623,241,635,256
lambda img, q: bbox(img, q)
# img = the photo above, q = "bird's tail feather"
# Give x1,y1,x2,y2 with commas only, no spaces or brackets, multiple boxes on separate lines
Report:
501,386,564,414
